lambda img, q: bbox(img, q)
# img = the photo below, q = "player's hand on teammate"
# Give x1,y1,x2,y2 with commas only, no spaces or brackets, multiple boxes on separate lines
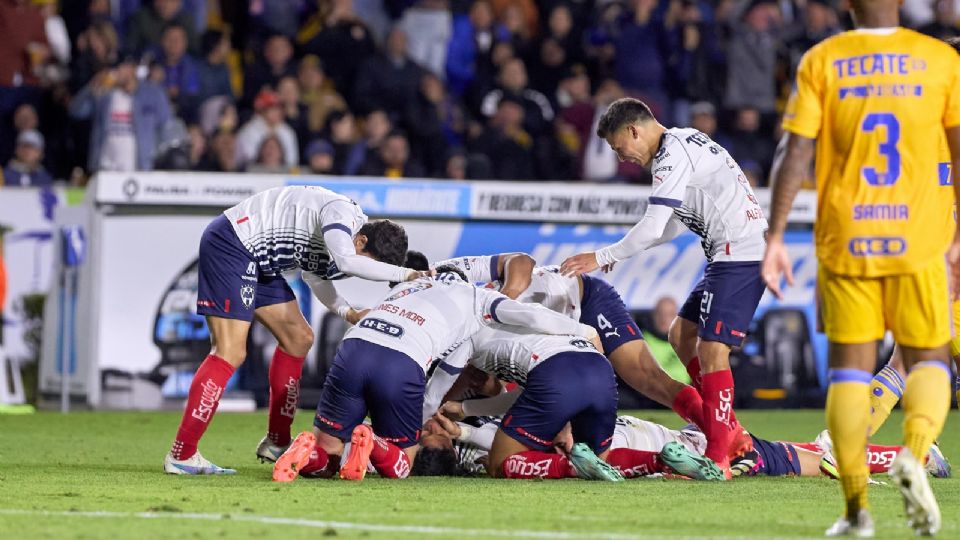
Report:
439,401,466,422
405,269,434,281
430,413,463,439
345,308,369,325
560,252,601,276
761,236,794,300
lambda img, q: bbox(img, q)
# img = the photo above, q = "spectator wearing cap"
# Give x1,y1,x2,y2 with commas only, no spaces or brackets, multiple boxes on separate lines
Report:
353,27,426,118
305,138,334,174
445,0,510,97
480,57,554,137
157,22,202,121
725,0,779,115
298,55,346,138
243,34,296,107
68,56,172,172
359,130,425,179
3,129,52,186
197,29,233,102
236,89,299,169
126,0,198,57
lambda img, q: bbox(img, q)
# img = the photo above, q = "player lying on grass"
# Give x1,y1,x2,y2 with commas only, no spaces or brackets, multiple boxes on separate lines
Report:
164,185,427,475
560,98,769,476
270,265,602,482
430,252,750,464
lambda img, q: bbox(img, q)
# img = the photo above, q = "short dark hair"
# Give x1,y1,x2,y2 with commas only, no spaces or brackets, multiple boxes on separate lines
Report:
389,250,429,288
411,446,461,477
596,98,655,139
948,37,960,55
433,264,467,282
357,220,408,267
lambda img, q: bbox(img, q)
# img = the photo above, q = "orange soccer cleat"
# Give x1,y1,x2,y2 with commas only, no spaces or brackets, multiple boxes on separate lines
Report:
272,431,316,483
340,424,375,481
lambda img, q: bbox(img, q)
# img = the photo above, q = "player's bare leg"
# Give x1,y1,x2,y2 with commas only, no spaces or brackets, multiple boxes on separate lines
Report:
164,316,250,475
253,301,315,461
669,316,701,388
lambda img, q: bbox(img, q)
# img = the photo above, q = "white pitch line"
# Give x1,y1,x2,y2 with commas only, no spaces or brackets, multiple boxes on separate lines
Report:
0,509,819,540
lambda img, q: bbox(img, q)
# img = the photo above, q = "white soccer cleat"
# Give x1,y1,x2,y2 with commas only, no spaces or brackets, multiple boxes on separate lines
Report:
256,436,290,463
164,451,236,475
815,429,834,456
890,448,941,536
924,442,951,479
825,509,875,537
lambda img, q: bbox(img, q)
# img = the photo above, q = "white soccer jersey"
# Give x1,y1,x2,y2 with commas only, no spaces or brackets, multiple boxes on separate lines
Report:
610,415,706,455
224,185,367,278
345,276,594,373
459,326,600,386
596,128,767,266
435,256,582,319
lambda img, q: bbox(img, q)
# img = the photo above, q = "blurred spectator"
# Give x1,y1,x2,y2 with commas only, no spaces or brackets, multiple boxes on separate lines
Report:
305,138,335,174
781,0,839,82
70,21,119,93
243,34,296,107
353,27,425,117
472,97,535,180
614,0,675,118
187,123,206,167
359,130,424,178
298,55,347,139
445,148,467,180
498,2,536,58
237,90,298,168
480,57,553,137
727,107,773,185
640,297,690,384
126,0,198,57
198,95,237,136
38,0,70,66
324,109,365,175
200,129,241,172
197,29,233,102
68,56,172,172
298,0,376,105
671,0,727,123
3,129,52,186
157,22,202,121
689,101,730,148
153,117,192,170
725,0,778,114
465,39,515,114
1,103,39,165
585,1,624,82
356,108,393,171
246,134,290,173
918,0,960,40
277,75,311,159
0,0,48,160
403,72,458,177
445,0,509,97
249,0,307,39
528,4,581,100
398,1,452,79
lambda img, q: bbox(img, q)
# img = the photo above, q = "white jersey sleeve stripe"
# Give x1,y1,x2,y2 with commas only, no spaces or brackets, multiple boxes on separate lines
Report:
488,297,506,323
489,254,501,282
649,196,682,208
321,223,352,235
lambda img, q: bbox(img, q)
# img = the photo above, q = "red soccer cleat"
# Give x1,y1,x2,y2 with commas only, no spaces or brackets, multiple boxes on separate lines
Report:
728,423,754,459
340,425,375,481
272,431,316,483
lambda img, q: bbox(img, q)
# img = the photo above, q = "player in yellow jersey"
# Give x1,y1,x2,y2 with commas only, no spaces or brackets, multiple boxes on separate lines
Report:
760,0,960,536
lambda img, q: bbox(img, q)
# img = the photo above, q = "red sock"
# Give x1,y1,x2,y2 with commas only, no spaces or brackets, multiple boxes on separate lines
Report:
369,435,411,479
267,347,305,447
686,357,702,392
300,444,332,476
605,448,664,478
671,385,705,428
501,451,576,479
701,369,735,465
866,444,903,474
171,355,235,460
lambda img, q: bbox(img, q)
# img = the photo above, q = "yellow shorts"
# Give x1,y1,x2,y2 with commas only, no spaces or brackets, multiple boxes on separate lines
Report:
817,258,952,348
951,301,960,358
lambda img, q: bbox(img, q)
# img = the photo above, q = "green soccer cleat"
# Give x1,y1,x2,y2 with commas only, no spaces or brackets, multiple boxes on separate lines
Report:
659,442,726,481
564,443,624,482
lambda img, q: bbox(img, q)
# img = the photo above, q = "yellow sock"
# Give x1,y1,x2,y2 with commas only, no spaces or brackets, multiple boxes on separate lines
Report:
868,364,904,436
826,370,873,516
902,361,951,459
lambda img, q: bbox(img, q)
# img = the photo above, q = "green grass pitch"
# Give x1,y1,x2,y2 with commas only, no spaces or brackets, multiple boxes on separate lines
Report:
0,409,957,539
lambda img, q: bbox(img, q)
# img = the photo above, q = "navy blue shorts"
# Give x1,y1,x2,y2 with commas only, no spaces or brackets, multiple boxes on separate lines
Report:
579,275,643,355
196,215,296,321
750,435,801,477
314,339,425,448
501,351,618,454
678,261,765,347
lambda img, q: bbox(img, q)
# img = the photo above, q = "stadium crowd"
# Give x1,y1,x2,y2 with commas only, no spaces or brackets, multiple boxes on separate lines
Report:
0,0,957,188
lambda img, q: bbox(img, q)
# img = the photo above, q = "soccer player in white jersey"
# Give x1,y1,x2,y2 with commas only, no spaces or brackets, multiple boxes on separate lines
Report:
560,98,768,476
435,324,725,481
432,253,721,456
163,185,427,475
269,265,602,482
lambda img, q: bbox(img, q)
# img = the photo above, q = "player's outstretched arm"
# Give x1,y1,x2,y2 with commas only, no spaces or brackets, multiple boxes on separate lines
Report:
485,293,599,342
302,272,367,323
560,204,674,276
762,132,814,299
322,226,417,282
499,253,535,299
